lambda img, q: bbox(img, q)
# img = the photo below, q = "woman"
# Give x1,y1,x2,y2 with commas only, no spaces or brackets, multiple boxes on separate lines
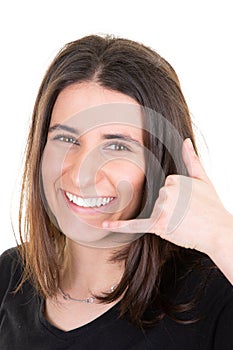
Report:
0,34,233,349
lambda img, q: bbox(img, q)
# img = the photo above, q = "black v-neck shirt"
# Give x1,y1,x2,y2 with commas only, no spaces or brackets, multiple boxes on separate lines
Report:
1,247,233,349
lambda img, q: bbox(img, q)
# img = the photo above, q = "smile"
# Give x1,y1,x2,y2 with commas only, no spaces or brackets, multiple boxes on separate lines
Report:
65,192,115,208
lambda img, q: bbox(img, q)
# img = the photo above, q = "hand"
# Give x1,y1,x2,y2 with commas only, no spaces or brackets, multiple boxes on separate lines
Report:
103,138,233,257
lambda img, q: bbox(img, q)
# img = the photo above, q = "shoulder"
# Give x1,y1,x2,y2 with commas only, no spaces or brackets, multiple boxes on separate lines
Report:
139,263,233,349
0,247,21,269
160,254,233,326
180,262,233,342
175,252,233,299
211,273,233,348
196,262,233,302
158,264,233,348
201,267,233,315
178,257,233,311
192,267,233,348
0,247,23,304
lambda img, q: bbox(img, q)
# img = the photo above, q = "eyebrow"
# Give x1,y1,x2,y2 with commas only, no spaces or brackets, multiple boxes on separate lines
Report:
103,134,142,146
49,123,142,146
48,123,79,134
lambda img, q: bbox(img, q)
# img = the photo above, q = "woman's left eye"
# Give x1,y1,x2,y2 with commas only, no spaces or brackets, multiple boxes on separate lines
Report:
106,143,131,151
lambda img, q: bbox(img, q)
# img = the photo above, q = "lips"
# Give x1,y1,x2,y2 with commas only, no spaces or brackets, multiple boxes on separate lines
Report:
65,191,115,208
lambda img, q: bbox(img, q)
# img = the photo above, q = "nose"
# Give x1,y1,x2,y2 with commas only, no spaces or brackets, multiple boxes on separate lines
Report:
65,146,105,196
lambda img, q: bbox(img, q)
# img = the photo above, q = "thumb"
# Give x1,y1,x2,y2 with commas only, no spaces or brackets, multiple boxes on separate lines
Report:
182,138,210,183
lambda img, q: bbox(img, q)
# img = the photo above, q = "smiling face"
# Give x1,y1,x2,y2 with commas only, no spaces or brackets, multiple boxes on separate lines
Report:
41,82,146,247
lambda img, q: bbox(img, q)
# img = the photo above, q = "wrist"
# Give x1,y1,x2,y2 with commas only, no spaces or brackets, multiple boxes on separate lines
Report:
209,212,233,257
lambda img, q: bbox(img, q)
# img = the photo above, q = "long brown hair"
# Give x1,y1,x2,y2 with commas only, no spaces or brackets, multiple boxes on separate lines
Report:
17,34,209,327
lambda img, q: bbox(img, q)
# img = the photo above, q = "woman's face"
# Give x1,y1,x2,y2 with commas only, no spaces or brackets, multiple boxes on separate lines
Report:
41,82,146,247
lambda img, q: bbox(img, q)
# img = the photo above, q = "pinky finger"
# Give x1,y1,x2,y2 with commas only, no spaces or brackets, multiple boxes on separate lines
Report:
102,217,158,234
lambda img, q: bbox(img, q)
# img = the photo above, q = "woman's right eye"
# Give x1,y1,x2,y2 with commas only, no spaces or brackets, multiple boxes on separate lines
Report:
53,134,79,145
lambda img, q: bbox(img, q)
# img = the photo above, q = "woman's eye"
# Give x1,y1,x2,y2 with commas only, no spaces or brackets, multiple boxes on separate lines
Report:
106,143,130,151
53,135,79,145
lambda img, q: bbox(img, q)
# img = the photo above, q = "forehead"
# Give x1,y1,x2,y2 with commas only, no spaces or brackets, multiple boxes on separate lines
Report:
50,83,144,135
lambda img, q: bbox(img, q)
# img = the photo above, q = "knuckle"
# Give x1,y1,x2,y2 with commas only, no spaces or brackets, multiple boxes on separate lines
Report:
158,186,167,198
159,185,174,202
165,174,179,186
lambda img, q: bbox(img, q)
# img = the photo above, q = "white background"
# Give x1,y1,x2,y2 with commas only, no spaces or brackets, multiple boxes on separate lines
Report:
0,0,232,253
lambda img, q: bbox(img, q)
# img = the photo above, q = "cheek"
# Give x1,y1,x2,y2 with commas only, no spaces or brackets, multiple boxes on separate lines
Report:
107,161,145,198
41,141,70,181
109,163,145,220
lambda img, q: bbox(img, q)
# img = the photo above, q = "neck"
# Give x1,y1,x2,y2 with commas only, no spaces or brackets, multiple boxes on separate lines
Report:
60,238,126,296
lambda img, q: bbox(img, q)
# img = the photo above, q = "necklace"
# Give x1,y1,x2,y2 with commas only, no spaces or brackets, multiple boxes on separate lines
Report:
58,285,116,304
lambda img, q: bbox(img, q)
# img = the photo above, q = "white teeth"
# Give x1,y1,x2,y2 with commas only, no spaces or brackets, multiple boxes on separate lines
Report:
65,192,114,208
84,198,92,207
66,192,73,201
96,198,102,207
